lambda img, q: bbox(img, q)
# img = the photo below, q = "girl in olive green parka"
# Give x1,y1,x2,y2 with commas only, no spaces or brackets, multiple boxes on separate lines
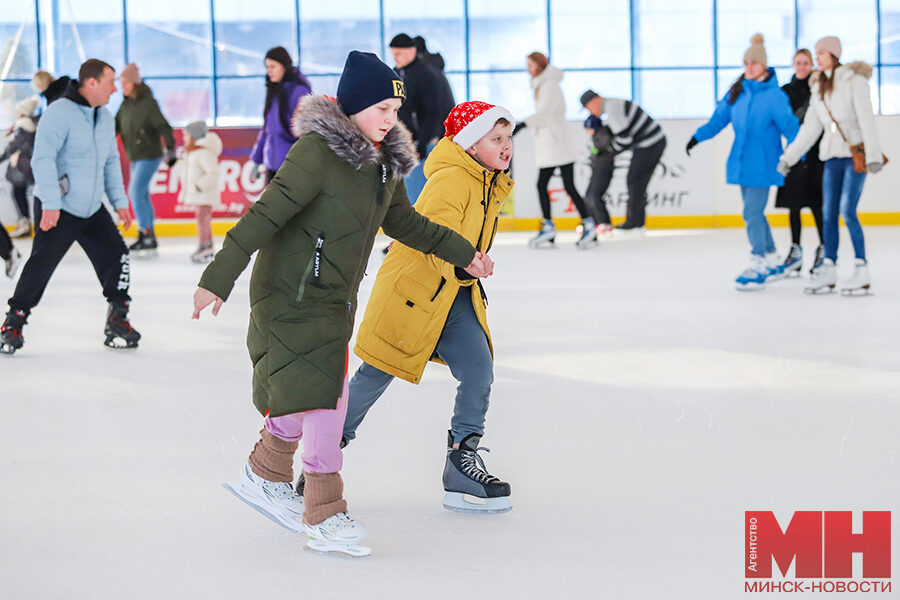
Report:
191,51,491,557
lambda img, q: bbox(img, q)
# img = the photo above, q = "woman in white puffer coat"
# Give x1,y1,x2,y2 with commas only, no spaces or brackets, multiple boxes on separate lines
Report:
516,52,594,248
177,121,223,263
779,36,883,295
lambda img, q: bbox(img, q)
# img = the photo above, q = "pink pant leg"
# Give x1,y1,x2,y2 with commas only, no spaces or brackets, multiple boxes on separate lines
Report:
263,377,349,470
300,375,349,474
264,411,305,442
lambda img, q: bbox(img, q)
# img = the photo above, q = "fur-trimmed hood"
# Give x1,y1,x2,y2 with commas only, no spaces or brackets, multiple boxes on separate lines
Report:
809,61,873,88
290,94,417,177
14,116,36,133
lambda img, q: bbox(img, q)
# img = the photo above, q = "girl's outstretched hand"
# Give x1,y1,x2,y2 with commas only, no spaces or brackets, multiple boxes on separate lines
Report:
193,287,224,319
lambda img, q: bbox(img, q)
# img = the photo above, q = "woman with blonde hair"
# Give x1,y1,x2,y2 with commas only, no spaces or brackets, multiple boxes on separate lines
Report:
775,49,825,276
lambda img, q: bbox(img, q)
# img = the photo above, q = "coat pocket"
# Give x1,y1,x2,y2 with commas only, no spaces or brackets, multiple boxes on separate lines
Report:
373,275,436,354
295,232,327,303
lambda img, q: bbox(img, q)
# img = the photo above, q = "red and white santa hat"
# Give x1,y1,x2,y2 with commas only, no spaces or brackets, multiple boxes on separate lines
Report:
443,101,515,150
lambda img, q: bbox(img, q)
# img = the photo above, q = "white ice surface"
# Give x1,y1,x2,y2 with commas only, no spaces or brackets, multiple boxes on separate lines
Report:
1,228,899,599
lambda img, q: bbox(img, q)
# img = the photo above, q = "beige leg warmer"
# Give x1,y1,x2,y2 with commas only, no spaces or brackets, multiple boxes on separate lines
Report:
302,472,348,525
247,428,298,483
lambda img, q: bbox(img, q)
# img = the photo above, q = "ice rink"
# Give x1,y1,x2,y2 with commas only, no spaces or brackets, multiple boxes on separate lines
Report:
2,226,899,599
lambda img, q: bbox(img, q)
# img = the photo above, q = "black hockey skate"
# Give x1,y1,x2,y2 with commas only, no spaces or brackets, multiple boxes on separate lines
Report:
104,301,141,349
442,431,511,514
0,308,28,355
129,229,158,257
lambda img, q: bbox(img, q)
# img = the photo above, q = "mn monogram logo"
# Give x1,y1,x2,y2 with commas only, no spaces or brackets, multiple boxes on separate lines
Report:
392,80,406,98
744,511,892,594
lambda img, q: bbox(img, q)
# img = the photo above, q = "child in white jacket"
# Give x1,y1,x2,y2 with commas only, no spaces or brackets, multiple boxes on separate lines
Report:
178,121,222,263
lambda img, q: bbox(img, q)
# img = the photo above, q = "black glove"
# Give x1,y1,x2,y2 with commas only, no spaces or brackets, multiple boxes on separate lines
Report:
685,137,698,156
165,148,177,168
512,122,526,136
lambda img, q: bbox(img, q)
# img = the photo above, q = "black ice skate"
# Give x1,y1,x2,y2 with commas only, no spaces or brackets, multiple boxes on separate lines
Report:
0,308,28,355
104,301,141,349
129,229,158,257
442,431,511,514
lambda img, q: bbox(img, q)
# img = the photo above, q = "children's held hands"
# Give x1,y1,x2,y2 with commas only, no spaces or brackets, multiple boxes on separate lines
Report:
867,162,882,174
165,148,177,168
685,137,698,156
464,251,494,278
39,209,60,231
117,209,133,231
193,287,224,319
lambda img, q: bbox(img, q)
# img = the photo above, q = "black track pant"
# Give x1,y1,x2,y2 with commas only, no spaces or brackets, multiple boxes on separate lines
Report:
537,163,590,220
8,199,131,313
12,185,30,219
585,152,615,225
623,139,666,228
0,221,11,261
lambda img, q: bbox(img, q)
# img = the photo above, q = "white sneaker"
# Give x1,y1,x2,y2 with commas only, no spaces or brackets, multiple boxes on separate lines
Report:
804,258,836,294
222,463,305,532
4,248,21,279
11,218,30,238
840,259,871,296
304,512,371,557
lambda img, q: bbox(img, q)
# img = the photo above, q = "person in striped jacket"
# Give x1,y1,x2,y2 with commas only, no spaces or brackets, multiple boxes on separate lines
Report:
580,90,666,234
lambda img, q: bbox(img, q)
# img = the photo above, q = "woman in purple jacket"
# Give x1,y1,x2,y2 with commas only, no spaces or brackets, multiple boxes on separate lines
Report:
248,47,312,182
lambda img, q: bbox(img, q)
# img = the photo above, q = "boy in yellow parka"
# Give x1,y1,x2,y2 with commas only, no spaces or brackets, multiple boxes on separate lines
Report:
296,101,515,513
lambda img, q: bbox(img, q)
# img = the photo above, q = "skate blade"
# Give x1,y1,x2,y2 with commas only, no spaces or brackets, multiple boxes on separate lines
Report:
442,492,512,514
840,287,872,296
804,285,835,295
0,344,18,355
222,482,305,532
576,240,599,250
104,337,139,350
528,241,556,249
131,249,159,259
304,539,371,558
735,284,765,292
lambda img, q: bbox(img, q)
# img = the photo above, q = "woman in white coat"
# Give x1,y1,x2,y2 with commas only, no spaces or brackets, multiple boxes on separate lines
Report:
516,52,594,248
779,36,883,295
178,121,223,263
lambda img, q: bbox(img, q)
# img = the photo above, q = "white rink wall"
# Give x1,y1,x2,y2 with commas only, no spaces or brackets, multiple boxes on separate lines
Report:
509,115,900,221
3,116,900,225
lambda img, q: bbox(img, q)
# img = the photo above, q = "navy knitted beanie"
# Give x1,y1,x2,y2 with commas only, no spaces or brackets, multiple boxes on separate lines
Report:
337,51,406,116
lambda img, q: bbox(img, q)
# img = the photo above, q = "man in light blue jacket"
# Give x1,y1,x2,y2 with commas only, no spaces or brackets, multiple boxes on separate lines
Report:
0,59,141,355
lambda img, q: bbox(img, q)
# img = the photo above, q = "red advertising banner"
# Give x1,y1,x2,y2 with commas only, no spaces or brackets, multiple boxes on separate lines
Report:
118,127,264,220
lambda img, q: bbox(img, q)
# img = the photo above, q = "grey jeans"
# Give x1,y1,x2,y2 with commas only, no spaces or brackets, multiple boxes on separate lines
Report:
343,288,493,445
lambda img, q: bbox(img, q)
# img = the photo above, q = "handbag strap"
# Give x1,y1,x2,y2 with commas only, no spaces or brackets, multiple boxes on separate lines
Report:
822,97,854,149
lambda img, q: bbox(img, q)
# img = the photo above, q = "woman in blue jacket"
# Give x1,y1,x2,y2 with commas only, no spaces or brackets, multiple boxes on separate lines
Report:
686,34,799,291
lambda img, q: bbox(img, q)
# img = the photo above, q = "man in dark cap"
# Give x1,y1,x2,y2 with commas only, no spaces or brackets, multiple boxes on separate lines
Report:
389,33,455,204
580,89,666,235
